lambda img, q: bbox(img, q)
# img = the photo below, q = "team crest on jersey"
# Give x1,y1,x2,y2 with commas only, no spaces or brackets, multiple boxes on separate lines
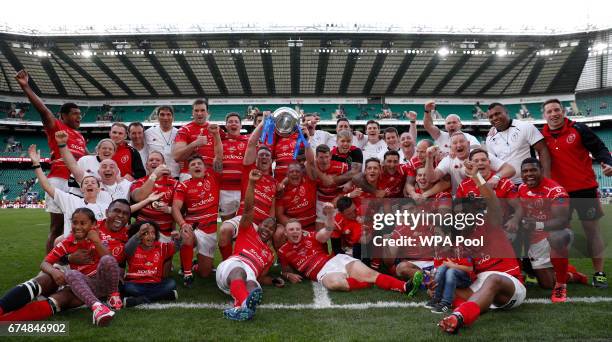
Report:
566,133,576,144
238,142,246,150
511,131,519,142
229,146,236,153
299,186,306,197
263,185,272,193
203,180,211,192
153,252,160,263
112,246,122,257
121,155,129,164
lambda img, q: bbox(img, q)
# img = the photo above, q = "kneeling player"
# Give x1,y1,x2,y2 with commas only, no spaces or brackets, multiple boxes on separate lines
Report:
216,169,279,321
278,204,415,294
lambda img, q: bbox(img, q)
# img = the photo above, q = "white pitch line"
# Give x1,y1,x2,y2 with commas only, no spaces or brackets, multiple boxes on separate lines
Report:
312,281,332,308
138,296,612,311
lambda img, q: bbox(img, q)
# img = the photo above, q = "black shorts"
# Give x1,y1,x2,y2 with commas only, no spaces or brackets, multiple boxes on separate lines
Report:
568,188,604,221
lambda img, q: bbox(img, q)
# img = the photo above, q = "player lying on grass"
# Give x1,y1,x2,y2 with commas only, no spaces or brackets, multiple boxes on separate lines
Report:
216,169,281,321
278,203,419,295
438,168,526,334
0,201,131,322
122,221,190,307
0,208,118,326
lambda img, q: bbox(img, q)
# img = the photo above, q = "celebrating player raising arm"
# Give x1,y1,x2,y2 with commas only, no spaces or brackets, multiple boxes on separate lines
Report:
216,169,279,321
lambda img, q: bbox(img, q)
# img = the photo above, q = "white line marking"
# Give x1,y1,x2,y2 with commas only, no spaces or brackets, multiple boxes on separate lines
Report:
312,281,332,308
138,296,612,311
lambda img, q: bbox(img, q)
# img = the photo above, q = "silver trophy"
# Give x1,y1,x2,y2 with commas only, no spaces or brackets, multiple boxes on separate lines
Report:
272,107,300,137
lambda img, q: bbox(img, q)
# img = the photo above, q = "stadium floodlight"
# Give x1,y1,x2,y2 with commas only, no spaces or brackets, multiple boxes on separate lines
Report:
496,49,508,56
437,47,450,56
81,50,93,57
570,41,579,47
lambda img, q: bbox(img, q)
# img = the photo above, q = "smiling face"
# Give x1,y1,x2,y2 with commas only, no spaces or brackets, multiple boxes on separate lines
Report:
445,115,461,134
256,148,273,173
97,140,116,160
140,223,157,248
450,134,470,160
225,115,242,135
521,162,542,188
287,163,303,186
366,123,380,139
62,108,82,130
470,151,491,178
543,102,565,130
487,105,510,132
258,218,276,242
415,167,431,190
105,202,131,232
158,109,174,130
285,221,303,244
71,212,95,239
193,103,208,125
385,131,399,149
80,176,101,197
98,159,119,183
316,151,331,170
110,125,128,145
365,160,381,183
400,132,414,150
146,152,164,173
337,136,352,153
340,203,357,220
416,141,429,162
188,158,205,178
383,154,400,172
336,120,351,134
129,125,144,146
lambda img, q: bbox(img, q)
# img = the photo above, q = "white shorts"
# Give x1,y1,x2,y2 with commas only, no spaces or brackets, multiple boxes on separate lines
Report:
469,271,526,310
219,190,241,217
216,256,260,295
528,238,552,270
179,173,192,182
316,254,358,283
158,232,173,243
223,216,242,239
404,260,434,272
195,230,217,258
316,200,336,224
46,177,70,213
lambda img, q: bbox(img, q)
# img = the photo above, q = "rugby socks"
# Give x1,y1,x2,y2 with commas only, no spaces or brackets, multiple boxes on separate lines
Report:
567,264,588,285
0,299,54,321
374,274,406,293
180,244,194,277
453,301,481,326
550,258,568,284
0,279,42,313
451,296,467,309
346,277,372,291
229,279,249,307
219,243,233,261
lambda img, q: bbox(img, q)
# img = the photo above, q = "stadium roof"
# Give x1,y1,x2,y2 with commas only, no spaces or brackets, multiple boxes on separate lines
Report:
0,30,605,99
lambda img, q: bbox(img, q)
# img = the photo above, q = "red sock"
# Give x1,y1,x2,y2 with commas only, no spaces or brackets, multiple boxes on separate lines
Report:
387,265,398,277
566,264,588,284
229,279,249,307
454,301,481,326
180,244,194,277
550,258,568,285
375,274,406,293
346,277,372,291
219,244,233,261
0,301,52,321
452,296,467,309
0,308,3,316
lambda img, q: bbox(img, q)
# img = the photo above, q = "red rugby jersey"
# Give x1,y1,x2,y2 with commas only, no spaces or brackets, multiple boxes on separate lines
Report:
455,172,515,199
332,212,361,246
130,175,178,233
517,177,569,244
378,166,407,198
466,222,522,280
316,161,349,202
174,171,221,234
272,132,300,182
97,220,128,264
111,142,144,178
233,222,275,277
237,163,277,225
126,241,175,283
46,119,87,179
278,231,332,281
174,121,219,173
221,134,249,191
45,235,99,277
541,118,612,192
278,176,318,232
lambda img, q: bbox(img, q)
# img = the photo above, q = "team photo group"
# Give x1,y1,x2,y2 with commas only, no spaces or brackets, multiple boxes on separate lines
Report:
0,67,611,335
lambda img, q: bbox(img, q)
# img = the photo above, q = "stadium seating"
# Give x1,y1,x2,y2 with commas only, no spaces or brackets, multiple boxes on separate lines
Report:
575,93,612,116
0,169,39,200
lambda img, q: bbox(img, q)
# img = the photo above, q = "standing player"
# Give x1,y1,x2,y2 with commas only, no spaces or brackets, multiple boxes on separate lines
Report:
486,102,551,184
145,106,180,178
303,113,333,149
128,122,149,170
278,207,416,295
314,144,351,230
220,112,249,221
172,153,222,287
15,69,88,251
218,117,277,260
109,122,145,181
216,169,278,321
331,118,367,148
423,101,480,155
331,130,364,172
173,99,223,181
541,98,612,288
362,120,387,165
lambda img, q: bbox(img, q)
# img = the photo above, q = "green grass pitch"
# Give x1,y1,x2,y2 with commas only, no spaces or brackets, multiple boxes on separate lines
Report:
0,209,610,341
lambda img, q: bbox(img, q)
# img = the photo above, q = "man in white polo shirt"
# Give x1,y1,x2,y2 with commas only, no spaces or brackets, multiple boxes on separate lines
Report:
362,120,387,166
423,101,480,155
303,113,333,149
485,102,551,184
145,106,180,178
425,132,515,194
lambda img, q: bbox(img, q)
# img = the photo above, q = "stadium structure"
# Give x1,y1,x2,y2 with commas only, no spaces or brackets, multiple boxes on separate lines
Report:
0,24,611,204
